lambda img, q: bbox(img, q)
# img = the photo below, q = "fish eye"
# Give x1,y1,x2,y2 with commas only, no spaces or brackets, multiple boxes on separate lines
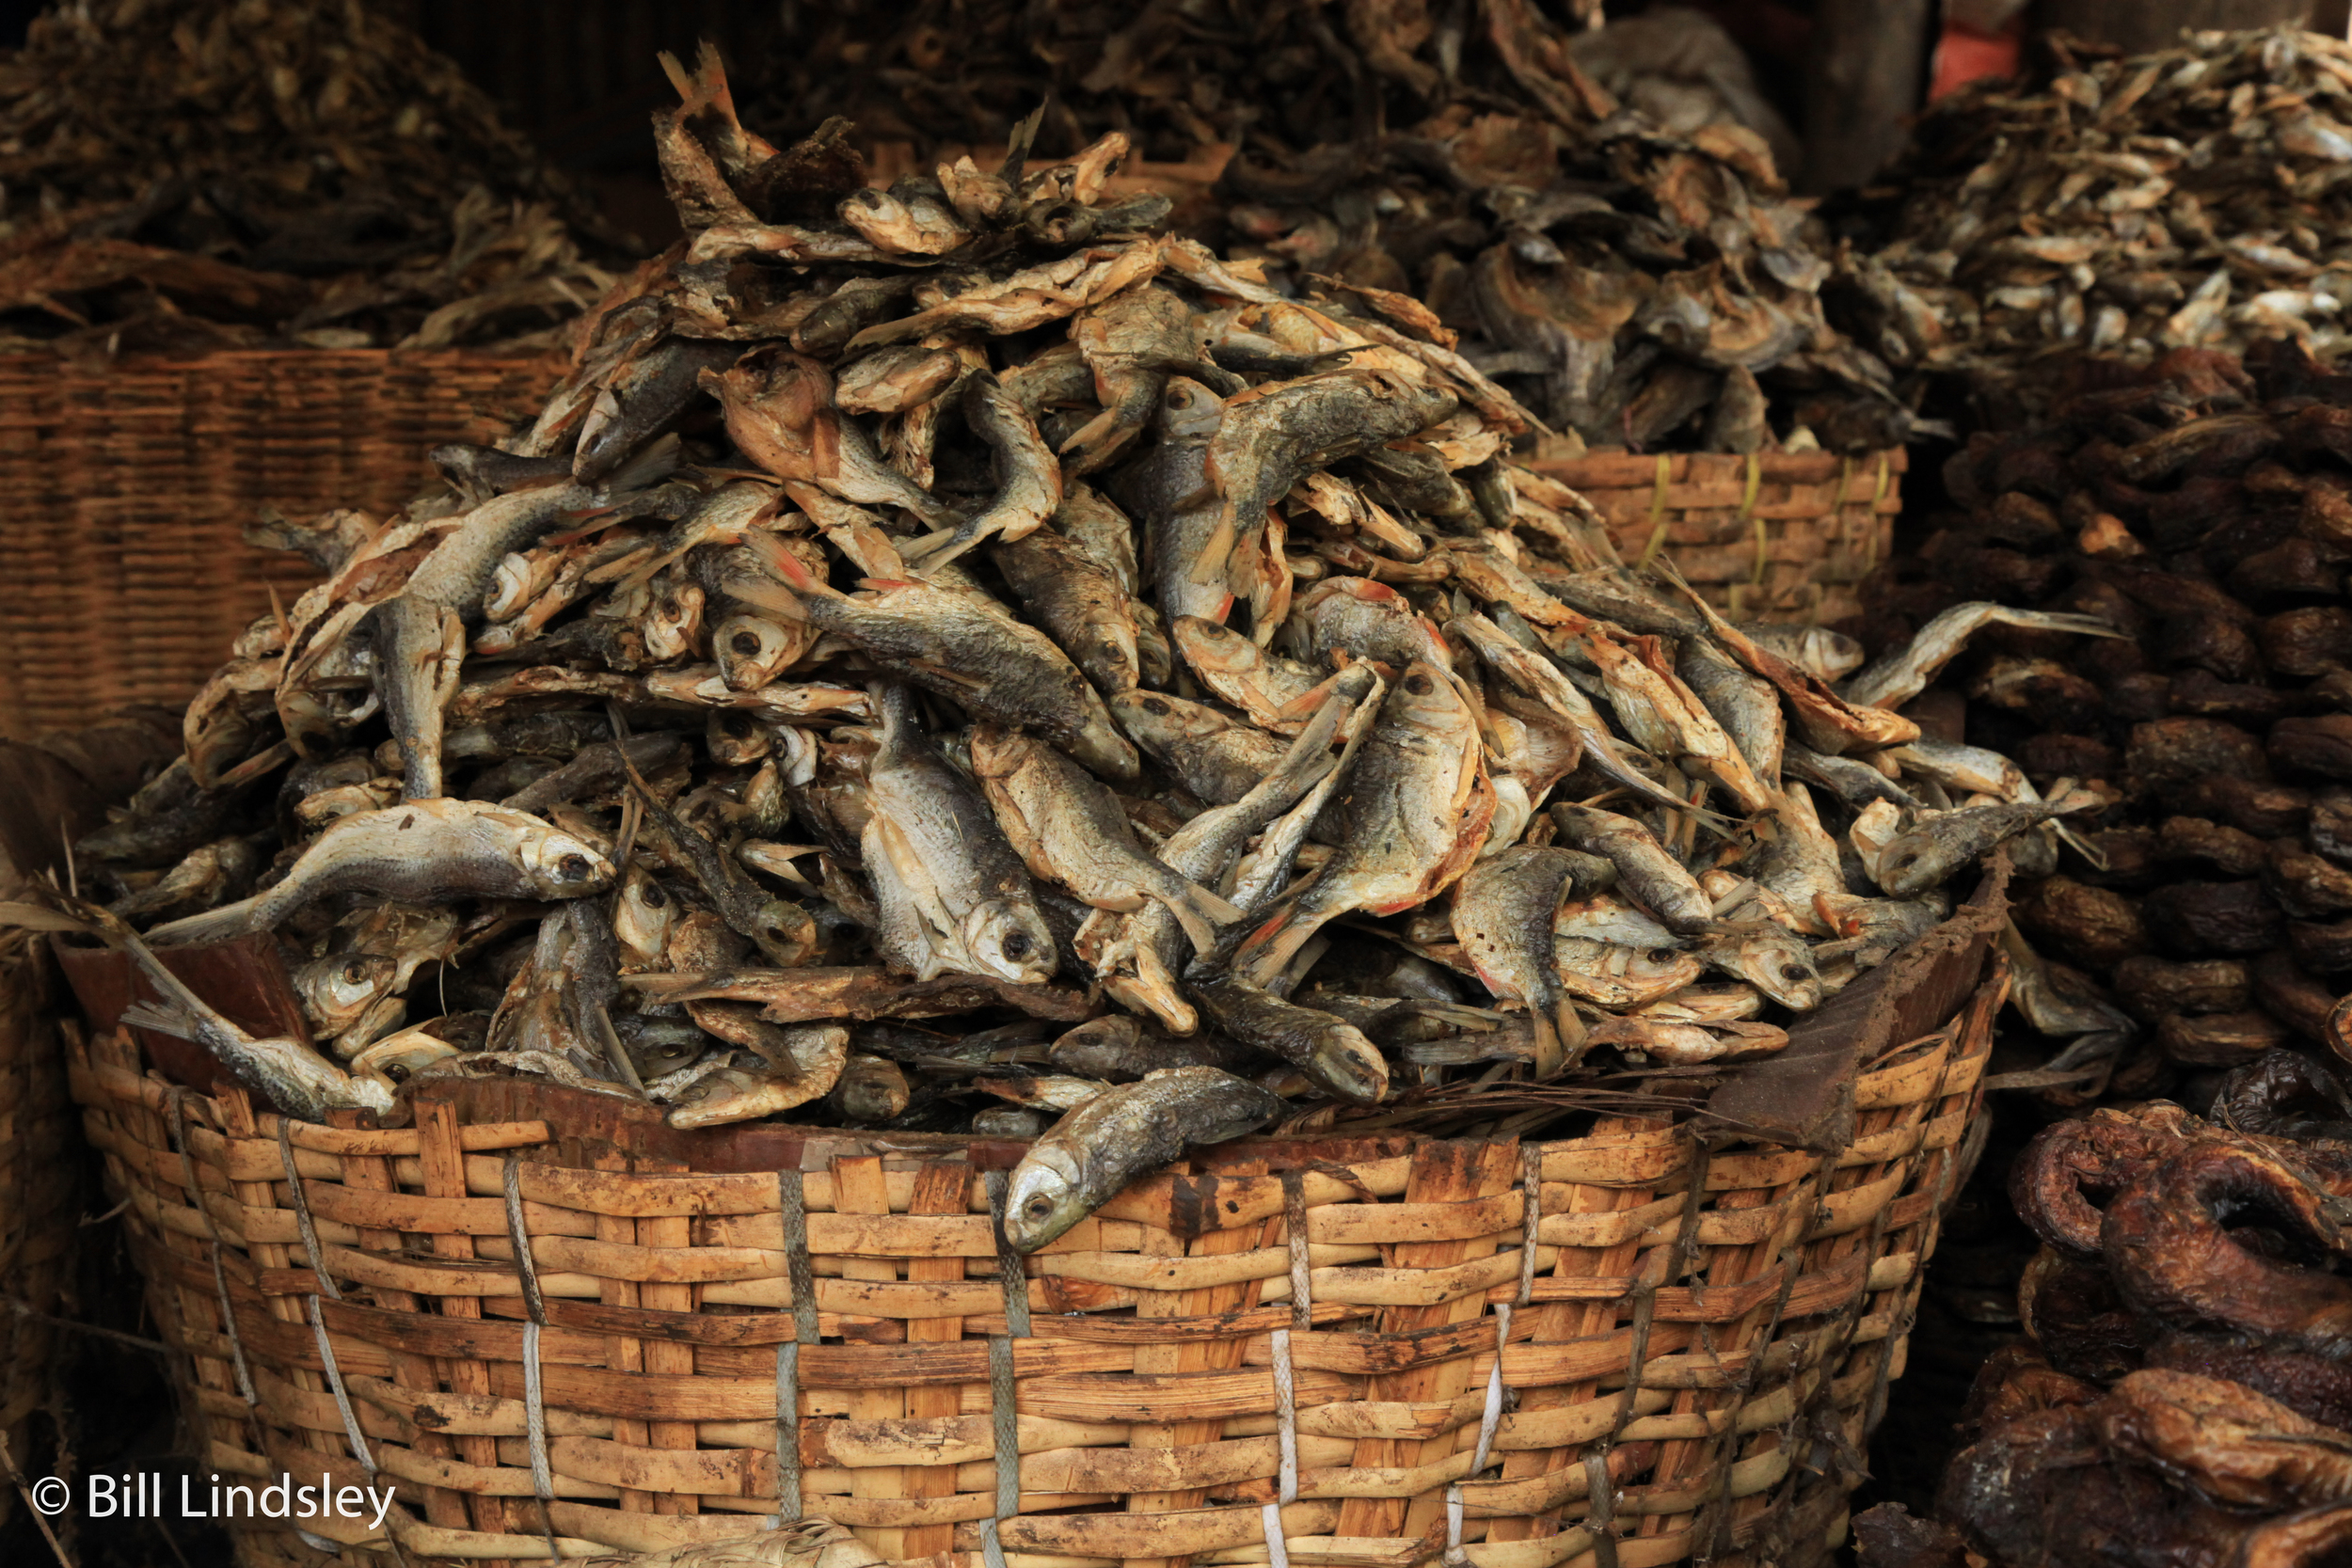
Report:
343,960,370,984
1168,388,1192,408
1025,1196,1055,1218
641,882,667,908
384,1063,409,1084
1404,673,1432,695
1141,698,1168,715
1781,964,1805,982
733,632,762,655
1003,931,1031,958
558,854,595,880
1645,949,1675,964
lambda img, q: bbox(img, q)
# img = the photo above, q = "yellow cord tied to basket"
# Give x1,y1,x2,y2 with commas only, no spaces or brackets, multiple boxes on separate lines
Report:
1866,452,1893,571
1740,452,1767,586
1633,452,1675,571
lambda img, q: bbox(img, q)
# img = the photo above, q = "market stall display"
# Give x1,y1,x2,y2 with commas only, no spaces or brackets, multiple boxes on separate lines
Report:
23,9,2352,1565
35,58,2077,1195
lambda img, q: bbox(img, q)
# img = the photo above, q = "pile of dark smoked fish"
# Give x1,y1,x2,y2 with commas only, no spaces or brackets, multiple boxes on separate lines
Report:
0,0,618,354
51,56,2080,1247
1838,27,2352,416
1856,1068,2352,1565
1860,342,2352,1104
1847,342,2352,1564
744,0,1927,454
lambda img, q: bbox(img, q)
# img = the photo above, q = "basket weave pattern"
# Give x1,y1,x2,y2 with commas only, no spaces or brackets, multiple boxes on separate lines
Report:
0,349,560,736
1527,451,1907,627
63,953,2001,1568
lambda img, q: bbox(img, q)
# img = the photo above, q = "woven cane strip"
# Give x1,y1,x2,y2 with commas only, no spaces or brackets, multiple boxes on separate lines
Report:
1526,447,1907,626
56,963,1998,1568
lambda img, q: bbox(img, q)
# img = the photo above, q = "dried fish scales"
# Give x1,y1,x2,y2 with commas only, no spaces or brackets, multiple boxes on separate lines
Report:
32,53,2040,1234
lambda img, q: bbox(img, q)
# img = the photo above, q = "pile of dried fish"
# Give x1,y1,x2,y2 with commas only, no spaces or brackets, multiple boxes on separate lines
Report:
1838,26,2352,415
1856,1071,2352,1566
742,0,1928,453
45,55,2067,1252
1858,340,2352,1107
0,0,622,353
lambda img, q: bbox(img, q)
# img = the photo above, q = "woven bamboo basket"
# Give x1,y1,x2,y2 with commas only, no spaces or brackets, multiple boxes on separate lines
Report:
54,867,2008,1568
1525,450,1907,627
0,348,562,737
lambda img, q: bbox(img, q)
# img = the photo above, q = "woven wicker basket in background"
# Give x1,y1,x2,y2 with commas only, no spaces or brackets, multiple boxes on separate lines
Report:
59,921,2005,1568
1527,450,1907,627
0,348,561,737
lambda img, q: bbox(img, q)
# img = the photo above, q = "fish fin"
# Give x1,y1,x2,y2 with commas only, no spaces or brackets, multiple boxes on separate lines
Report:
724,576,807,622
1001,103,1045,182
144,896,262,947
1186,513,1238,586
742,531,839,599
1057,405,1122,458
1552,1003,1588,1075
2051,818,2106,870
1528,1009,1565,1081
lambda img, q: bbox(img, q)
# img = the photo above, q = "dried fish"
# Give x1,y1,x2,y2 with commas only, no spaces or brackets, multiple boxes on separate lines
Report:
0,0,624,356
38,54,2026,1190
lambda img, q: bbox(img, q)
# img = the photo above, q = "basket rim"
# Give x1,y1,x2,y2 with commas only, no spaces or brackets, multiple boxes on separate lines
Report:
0,344,569,371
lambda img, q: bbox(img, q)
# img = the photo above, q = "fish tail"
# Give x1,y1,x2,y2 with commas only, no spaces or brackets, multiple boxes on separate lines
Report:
371,596,452,800
119,999,197,1042
1268,671,1353,728
1999,609,2131,641
902,524,987,572
1553,1002,1588,1073
145,895,262,948
1231,903,1323,986
1158,875,1246,957
1527,1009,1565,1081
605,432,683,494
